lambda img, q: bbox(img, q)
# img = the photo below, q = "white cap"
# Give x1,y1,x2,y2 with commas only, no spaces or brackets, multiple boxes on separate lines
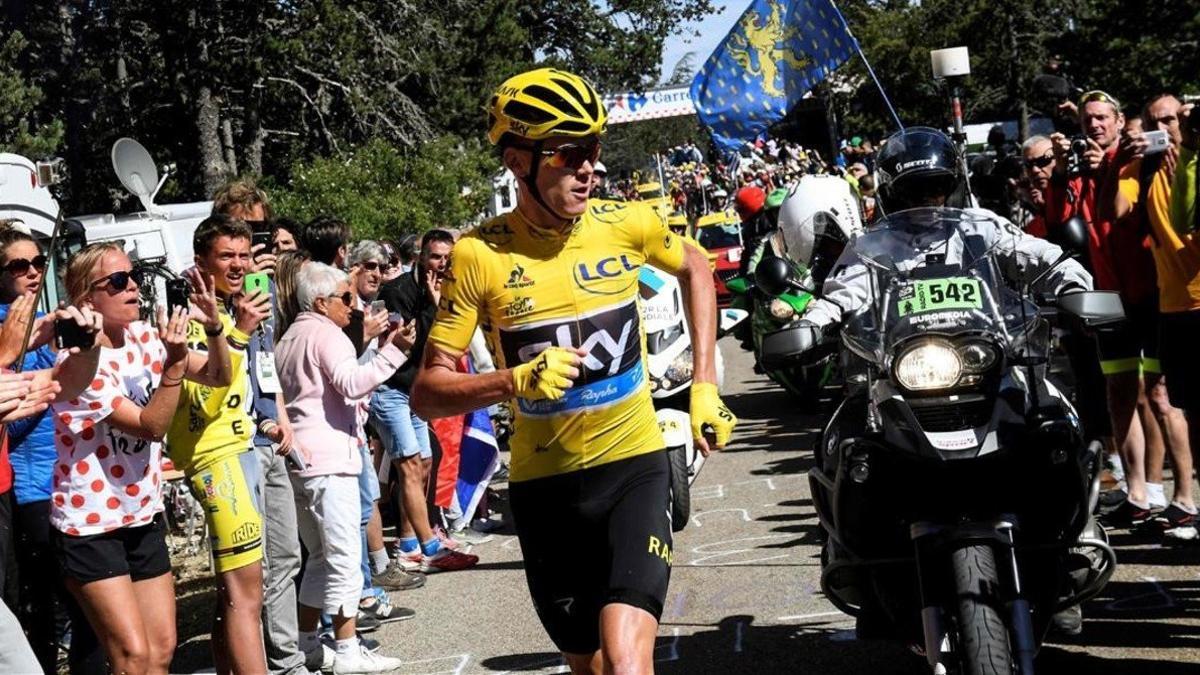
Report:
593,161,607,176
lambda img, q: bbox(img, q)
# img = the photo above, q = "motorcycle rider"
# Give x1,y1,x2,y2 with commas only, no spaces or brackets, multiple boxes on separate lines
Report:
772,126,1100,636
781,127,1092,342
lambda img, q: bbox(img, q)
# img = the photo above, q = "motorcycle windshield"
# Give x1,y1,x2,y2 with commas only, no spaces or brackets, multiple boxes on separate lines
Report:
840,208,1041,364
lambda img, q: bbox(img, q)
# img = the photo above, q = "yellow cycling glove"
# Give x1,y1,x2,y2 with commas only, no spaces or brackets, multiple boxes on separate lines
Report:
512,347,579,401
690,382,737,448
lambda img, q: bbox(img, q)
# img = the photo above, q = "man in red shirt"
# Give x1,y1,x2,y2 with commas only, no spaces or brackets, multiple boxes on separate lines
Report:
1047,91,1167,525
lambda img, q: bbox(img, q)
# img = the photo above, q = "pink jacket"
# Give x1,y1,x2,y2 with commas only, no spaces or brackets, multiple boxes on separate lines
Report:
276,312,406,477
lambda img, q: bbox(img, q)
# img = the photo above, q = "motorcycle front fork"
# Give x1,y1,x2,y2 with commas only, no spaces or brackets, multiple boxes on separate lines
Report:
910,520,1038,675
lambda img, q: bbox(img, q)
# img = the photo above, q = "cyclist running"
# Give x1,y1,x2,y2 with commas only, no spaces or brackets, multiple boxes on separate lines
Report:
411,68,737,673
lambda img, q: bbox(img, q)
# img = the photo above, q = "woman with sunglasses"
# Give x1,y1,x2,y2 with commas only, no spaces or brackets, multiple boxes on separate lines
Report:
0,224,105,671
275,262,415,673
50,242,231,675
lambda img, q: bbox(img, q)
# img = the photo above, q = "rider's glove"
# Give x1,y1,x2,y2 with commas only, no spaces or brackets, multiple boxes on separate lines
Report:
512,347,579,401
690,382,738,449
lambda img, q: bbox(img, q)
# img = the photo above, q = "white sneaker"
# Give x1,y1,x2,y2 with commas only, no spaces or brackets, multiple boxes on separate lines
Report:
304,644,335,673
333,644,403,674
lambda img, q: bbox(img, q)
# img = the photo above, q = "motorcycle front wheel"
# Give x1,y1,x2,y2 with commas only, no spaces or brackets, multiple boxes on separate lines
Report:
951,545,1015,675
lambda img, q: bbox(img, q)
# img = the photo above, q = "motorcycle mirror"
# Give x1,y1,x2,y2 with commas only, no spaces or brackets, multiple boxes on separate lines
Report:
1055,215,1089,255
754,256,796,297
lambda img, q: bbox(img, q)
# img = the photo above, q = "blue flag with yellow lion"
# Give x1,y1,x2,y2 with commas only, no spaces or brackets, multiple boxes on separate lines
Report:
691,0,857,151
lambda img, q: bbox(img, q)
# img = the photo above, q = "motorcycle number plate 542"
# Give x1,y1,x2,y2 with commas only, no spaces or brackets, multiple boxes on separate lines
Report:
897,277,983,316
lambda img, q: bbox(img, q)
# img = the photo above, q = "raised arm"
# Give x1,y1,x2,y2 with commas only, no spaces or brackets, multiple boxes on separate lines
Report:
106,308,192,442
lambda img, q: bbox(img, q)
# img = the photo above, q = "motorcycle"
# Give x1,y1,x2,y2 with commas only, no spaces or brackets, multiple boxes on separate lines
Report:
639,264,746,531
727,239,838,400
728,175,864,400
764,209,1119,674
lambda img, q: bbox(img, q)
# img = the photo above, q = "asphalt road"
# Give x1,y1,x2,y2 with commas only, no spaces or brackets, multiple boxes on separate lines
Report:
176,336,1200,674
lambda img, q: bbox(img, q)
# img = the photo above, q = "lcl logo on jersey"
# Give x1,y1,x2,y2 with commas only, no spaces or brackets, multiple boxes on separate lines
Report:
573,255,639,295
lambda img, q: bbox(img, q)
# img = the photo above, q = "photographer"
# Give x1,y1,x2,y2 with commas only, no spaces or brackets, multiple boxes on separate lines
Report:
1046,91,1162,524
1103,94,1196,529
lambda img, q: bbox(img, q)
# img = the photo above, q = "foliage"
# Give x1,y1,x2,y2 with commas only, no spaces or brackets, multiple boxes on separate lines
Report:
269,137,497,240
0,32,63,159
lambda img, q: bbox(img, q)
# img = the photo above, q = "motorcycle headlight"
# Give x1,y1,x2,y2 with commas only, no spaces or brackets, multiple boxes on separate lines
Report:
769,298,796,321
664,349,694,388
894,339,962,391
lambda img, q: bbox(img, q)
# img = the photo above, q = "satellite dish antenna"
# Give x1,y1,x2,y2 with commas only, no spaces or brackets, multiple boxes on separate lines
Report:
111,138,166,214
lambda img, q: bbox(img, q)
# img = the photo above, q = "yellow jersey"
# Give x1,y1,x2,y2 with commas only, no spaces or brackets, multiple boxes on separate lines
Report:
428,200,689,481
165,311,254,475
1119,155,1200,312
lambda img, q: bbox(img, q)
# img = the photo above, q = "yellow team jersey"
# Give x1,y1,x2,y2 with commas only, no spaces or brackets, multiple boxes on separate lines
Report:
429,200,689,482
166,311,254,475
1119,157,1200,312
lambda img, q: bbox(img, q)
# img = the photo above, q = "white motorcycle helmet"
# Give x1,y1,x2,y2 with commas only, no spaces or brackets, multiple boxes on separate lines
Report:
774,174,864,286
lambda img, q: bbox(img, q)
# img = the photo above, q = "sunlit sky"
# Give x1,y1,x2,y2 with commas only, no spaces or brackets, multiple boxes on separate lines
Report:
658,2,746,85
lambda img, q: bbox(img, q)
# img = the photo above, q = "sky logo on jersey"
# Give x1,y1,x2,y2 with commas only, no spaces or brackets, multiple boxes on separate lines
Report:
500,300,644,417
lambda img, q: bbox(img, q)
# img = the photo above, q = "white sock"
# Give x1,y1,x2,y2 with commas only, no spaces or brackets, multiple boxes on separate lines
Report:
1147,483,1167,507
300,630,319,653
335,637,358,655
1172,500,1198,515
370,547,390,575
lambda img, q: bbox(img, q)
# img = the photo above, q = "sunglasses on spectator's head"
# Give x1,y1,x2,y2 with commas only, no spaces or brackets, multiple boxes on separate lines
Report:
1078,90,1120,109
326,291,353,306
535,140,602,170
2,255,47,275
1024,154,1054,170
90,269,146,292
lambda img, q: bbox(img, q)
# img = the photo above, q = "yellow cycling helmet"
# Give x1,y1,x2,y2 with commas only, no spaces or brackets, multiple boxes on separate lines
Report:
488,68,608,145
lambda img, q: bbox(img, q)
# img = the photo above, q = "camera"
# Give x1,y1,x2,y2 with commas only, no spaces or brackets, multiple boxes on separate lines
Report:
36,158,65,188
1066,136,1089,177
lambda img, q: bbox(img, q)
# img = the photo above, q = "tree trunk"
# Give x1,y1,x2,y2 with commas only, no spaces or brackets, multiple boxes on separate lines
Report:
197,86,228,195
221,117,238,176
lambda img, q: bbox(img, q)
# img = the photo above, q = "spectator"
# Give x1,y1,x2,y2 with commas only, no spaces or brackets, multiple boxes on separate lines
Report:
212,201,307,675
1107,94,1196,529
275,262,414,672
345,241,426,605
1047,90,1164,515
52,242,221,675
1020,135,1055,238
166,215,274,673
301,216,352,267
1161,103,1200,539
374,230,479,573
213,178,277,277
272,217,302,254
274,250,312,339
0,225,71,672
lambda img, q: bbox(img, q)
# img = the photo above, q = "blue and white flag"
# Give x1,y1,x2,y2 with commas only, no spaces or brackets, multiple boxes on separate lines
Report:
691,0,858,151
451,387,500,526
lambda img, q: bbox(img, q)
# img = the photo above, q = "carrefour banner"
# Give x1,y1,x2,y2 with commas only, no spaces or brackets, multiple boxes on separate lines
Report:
603,86,697,124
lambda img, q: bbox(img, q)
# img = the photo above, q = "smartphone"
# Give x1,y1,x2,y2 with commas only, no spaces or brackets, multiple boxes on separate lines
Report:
285,447,308,472
55,318,91,350
252,230,272,250
1142,129,1170,156
166,278,191,316
369,300,386,314
244,272,270,296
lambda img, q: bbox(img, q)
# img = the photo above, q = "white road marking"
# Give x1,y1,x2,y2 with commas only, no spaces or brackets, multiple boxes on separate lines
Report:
776,610,849,622
690,508,752,528
687,533,793,566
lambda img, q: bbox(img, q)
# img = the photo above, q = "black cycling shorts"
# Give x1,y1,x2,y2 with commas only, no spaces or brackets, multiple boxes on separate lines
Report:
509,450,673,655
1096,299,1159,375
1160,309,1200,413
53,513,171,584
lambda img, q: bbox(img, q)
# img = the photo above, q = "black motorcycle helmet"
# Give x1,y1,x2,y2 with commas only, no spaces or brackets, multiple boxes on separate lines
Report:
876,127,964,213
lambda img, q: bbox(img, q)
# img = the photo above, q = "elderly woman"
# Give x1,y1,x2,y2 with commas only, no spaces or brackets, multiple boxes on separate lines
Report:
275,262,414,673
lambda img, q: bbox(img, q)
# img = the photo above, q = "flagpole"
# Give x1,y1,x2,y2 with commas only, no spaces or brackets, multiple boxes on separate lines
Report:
829,2,904,132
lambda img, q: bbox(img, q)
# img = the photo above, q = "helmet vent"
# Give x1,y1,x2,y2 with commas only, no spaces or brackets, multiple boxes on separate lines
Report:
524,84,581,118
502,99,556,125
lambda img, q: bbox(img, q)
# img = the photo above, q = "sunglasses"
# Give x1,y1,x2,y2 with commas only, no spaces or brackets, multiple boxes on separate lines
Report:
1079,90,1120,109
358,261,391,273
90,269,146,292
1024,154,1054,170
326,291,353,306
2,255,47,275
535,140,602,170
